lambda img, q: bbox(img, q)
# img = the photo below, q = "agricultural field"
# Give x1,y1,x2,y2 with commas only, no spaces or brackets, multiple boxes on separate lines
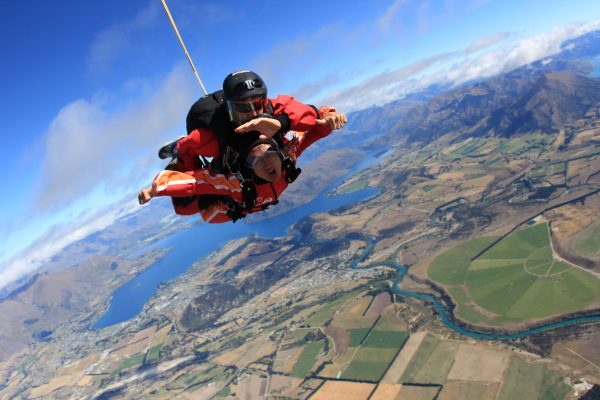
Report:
442,137,496,159
290,340,325,378
428,222,600,324
567,156,600,186
496,357,570,400
428,236,499,286
315,301,410,382
311,381,376,400
166,365,214,390
400,335,458,385
571,220,600,258
304,290,364,327
343,307,409,382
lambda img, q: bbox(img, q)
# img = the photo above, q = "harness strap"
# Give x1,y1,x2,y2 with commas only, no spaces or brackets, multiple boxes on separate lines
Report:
282,157,301,183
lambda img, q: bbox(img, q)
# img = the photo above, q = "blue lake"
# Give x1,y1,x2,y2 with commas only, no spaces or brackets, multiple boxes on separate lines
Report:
91,150,384,329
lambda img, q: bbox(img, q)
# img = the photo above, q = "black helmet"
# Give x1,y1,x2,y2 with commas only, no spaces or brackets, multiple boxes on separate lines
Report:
223,70,267,101
223,70,269,124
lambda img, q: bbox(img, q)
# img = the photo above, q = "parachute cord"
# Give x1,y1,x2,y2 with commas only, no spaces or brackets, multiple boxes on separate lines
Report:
160,0,208,95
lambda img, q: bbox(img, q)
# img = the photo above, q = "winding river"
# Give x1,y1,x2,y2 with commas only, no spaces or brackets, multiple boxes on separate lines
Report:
353,240,600,340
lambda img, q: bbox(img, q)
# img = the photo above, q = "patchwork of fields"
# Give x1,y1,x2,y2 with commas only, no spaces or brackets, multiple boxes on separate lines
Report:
428,223,600,324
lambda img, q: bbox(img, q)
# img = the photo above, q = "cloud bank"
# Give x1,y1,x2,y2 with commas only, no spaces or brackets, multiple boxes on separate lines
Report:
316,21,600,111
35,64,196,213
0,198,141,292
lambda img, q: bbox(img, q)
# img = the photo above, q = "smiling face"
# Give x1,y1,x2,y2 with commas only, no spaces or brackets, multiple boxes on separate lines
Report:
245,143,282,182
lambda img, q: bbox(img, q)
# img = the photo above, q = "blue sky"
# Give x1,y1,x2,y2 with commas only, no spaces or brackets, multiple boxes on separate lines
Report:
1,0,599,288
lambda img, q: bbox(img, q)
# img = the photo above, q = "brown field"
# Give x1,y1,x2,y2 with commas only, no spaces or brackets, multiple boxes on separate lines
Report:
376,304,408,331
236,374,267,400
109,325,157,361
447,344,510,382
371,383,403,399
77,375,94,386
438,381,500,400
332,294,379,329
382,331,428,384
571,127,600,145
268,375,304,398
151,323,172,345
311,380,376,400
29,375,75,398
396,385,439,400
310,206,383,239
551,332,600,381
567,157,600,186
323,323,350,356
178,382,227,400
366,293,392,317
55,352,101,378
213,333,277,367
318,347,358,378
546,204,599,241
273,346,303,374
341,294,373,318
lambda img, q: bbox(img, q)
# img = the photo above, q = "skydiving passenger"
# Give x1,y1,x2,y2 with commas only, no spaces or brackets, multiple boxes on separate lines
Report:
138,70,347,222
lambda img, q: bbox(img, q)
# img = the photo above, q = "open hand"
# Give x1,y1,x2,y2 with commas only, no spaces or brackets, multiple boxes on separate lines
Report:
316,112,347,130
235,117,282,137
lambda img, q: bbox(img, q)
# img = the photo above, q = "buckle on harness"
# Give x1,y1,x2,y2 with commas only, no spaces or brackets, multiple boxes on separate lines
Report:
282,157,301,183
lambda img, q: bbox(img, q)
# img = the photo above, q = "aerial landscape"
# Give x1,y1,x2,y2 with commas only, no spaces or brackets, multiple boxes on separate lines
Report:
1,2,600,399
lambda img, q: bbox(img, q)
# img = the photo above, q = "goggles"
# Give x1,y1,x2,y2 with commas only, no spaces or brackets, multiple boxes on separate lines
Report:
229,96,267,113
245,143,280,168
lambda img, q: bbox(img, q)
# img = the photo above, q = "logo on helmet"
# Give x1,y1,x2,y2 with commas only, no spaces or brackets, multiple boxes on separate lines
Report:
243,80,256,90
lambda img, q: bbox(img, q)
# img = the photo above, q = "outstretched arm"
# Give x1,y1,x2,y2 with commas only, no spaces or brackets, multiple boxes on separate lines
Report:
292,106,347,157
315,110,347,130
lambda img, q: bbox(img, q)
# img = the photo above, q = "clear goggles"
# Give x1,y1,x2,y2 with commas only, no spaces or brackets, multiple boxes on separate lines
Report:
245,143,280,168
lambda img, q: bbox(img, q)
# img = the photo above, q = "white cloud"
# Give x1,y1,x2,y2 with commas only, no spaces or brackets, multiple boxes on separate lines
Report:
317,53,452,110
0,198,141,291
465,32,510,53
87,1,161,76
445,21,600,85
314,22,600,111
377,0,408,33
251,23,347,90
35,63,196,213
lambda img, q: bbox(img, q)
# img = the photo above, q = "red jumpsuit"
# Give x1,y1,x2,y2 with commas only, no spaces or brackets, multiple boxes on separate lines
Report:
176,95,319,171
151,106,335,223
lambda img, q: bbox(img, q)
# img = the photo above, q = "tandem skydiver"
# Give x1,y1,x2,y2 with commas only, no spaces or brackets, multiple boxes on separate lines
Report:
138,70,347,223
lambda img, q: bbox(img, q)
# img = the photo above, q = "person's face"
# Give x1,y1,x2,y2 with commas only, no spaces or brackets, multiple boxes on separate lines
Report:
246,143,282,182
230,96,266,124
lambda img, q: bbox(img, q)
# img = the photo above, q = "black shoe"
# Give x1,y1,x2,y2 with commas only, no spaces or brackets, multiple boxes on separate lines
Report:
158,136,184,159
164,158,180,171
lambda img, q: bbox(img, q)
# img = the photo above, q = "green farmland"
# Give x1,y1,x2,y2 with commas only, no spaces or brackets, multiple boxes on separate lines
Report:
340,330,409,382
290,340,324,378
400,335,458,384
497,357,570,400
428,223,600,324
